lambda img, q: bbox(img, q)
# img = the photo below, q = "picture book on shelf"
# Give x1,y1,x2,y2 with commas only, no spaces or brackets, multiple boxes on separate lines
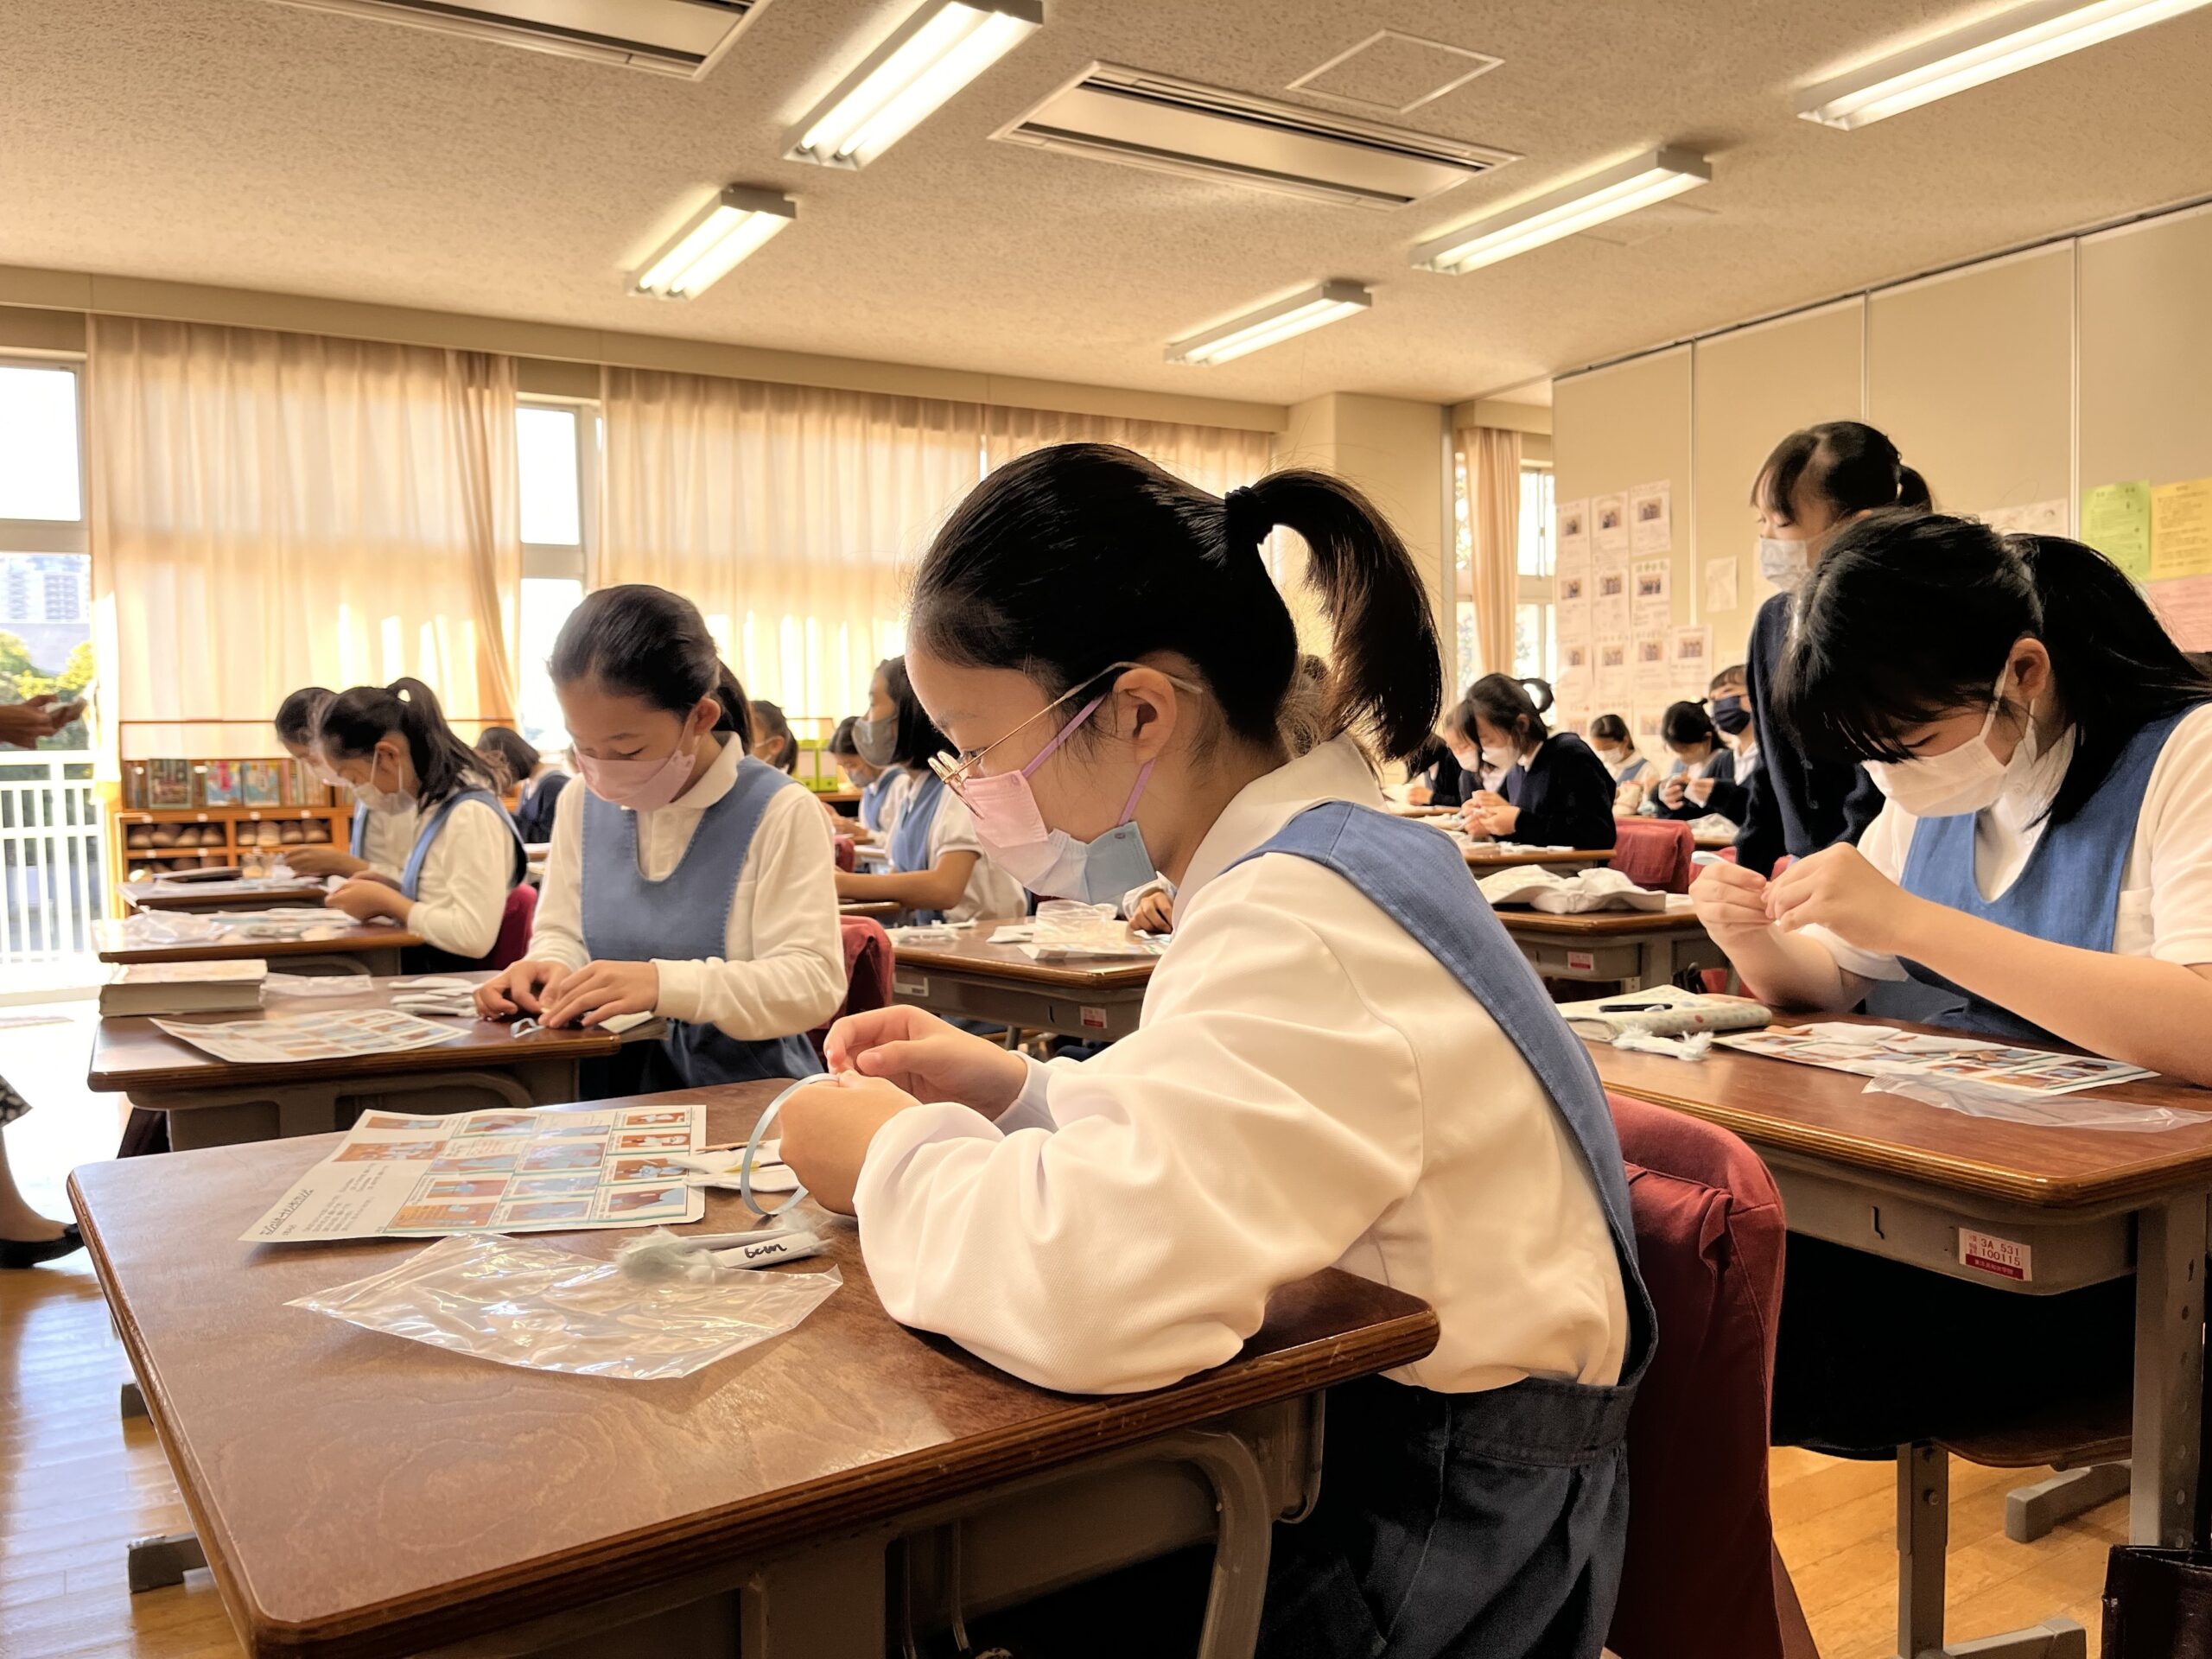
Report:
240,762,285,806
146,759,194,809
200,761,241,806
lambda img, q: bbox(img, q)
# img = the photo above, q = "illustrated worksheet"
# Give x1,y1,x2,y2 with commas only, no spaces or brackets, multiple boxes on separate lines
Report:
154,1007,467,1065
239,1103,709,1243
1717,1027,2153,1097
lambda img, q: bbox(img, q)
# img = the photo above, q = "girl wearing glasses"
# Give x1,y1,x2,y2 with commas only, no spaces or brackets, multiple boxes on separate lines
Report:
775,446,1648,1659
833,656,1026,924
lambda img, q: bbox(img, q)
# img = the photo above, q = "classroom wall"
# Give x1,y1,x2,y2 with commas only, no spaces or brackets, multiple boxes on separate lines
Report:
1553,196,2212,672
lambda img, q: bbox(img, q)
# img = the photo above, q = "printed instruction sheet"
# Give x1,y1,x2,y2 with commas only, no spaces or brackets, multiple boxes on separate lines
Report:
1717,1026,2153,1097
241,1103,709,1243
154,1007,467,1065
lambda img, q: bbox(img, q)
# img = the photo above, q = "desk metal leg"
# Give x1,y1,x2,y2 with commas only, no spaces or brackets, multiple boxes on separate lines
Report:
119,1379,146,1421
2005,1462,2131,1542
2132,1197,2206,1547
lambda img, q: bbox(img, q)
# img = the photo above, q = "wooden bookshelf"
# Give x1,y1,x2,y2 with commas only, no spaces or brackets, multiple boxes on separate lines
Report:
114,804,353,877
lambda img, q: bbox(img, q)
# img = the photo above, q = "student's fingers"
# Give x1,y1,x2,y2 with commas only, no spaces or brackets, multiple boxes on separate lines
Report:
824,1005,938,1071
474,976,519,1017
577,992,651,1028
513,963,565,1017
539,969,607,1029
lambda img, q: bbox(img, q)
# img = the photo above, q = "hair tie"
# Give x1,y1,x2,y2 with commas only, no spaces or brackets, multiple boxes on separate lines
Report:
1223,486,1271,552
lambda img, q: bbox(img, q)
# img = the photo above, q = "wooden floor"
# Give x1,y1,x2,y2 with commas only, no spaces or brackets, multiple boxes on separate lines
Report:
0,1001,2120,1658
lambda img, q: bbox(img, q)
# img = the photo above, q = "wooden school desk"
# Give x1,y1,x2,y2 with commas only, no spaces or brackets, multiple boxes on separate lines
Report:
840,899,901,922
1463,843,1615,875
1590,1014,2212,1552
893,918,1155,1039
120,877,333,914
71,1084,1438,1659
1694,829,1737,852
524,840,550,886
87,973,658,1150
93,916,423,977
1494,895,1724,989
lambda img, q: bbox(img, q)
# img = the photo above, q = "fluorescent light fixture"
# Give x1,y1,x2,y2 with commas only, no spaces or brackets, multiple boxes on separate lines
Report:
1797,0,2212,129
789,0,1042,169
1166,282,1371,366
632,187,796,298
1412,149,1711,276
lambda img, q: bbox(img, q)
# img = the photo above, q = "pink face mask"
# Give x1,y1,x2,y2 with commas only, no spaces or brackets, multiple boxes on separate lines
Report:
576,714,703,812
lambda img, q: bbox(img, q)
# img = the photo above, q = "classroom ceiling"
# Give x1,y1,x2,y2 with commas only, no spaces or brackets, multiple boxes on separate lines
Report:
3,0,2211,407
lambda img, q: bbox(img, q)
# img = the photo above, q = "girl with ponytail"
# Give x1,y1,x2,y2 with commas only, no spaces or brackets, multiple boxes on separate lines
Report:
1694,515,2212,1457
474,584,842,1090
772,443,1649,1656
1737,419,1930,873
1450,673,1618,849
316,677,525,967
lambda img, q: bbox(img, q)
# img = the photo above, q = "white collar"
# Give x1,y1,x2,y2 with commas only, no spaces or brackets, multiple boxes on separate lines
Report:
1176,735,1384,906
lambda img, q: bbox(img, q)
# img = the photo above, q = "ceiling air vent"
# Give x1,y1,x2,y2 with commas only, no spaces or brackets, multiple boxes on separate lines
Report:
994,64,1515,210
265,0,756,78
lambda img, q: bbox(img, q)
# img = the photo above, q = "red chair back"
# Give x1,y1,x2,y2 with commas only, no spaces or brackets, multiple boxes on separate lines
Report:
487,883,537,971
833,834,856,873
1609,818,1695,893
1607,1091,1789,1659
810,917,893,1059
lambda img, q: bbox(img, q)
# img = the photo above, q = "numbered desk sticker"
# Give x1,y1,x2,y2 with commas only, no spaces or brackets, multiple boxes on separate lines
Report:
893,973,929,998
1959,1228,2032,1282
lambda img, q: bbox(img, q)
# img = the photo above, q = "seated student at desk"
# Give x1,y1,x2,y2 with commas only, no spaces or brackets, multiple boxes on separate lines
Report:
1693,515,2212,1448
834,657,1025,923
477,586,839,1084
752,696,852,843
316,678,526,969
777,445,1648,1657
1643,700,1746,824
476,725,569,843
272,685,415,880
1588,712,1651,812
1456,676,1618,849
827,715,899,842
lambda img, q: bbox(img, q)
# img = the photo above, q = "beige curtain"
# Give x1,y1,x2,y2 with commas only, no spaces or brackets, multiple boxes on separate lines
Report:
88,318,520,759
982,407,1274,500
599,368,986,720
1455,425,1522,681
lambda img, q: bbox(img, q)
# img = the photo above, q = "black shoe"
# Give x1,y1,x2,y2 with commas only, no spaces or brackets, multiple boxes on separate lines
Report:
1,1224,84,1268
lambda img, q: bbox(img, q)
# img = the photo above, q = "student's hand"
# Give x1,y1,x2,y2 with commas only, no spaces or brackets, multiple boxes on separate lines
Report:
1469,790,1510,814
834,870,868,902
0,695,71,748
1613,781,1645,814
1476,804,1521,836
325,879,406,924
1660,777,1688,808
284,846,367,878
1691,861,1775,945
775,1074,922,1216
1686,777,1716,808
823,1005,1027,1113
539,960,660,1029
1129,889,1174,935
1764,845,1929,957
475,958,571,1019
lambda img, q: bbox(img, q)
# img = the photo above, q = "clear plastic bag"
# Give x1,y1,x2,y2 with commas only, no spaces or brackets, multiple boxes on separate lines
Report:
289,1232,841,1379
1863,1075,2201,1133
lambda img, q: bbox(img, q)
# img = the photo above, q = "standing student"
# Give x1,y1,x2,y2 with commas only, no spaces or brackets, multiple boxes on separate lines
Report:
272,685,413,879
1588,712,1651,811
477,726,569,843
475,586,840,1084
834,657,1026,923
774,448,1645,1656
316,679,525,968
1736,422,1928,874
1693,514,2212,1450
1646,701,1746,823
1456,677,1618,850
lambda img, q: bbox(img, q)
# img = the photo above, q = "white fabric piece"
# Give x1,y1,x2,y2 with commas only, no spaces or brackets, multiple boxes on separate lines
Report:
1477,867,1668,914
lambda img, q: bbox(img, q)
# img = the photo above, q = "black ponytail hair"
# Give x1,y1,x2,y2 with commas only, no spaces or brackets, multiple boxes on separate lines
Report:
1777,513,2212,826
750,700,798,774
320,677,492,808
274,686,334,749
1754,421,1932,528
1589,712,1633,749
550,584,752,746
908,443,1443,763
1661,700,1718,749
879,656,950,769
1452,674,1554,750
475,726,539,789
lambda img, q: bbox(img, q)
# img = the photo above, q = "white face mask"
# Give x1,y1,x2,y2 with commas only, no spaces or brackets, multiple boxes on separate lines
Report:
350,747,416,816
1479,742,1519,774
1758,536,1812,593
1865,669,2036,819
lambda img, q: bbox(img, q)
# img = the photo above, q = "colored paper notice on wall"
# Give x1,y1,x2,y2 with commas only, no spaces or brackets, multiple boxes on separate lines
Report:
2150,479,2212,582
2149,576,2212,651
2081,481,2152,582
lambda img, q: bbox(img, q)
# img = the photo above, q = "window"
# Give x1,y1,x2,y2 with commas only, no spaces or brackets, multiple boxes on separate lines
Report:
513,400,597,753
1515,467,1555,681
0,363,92,749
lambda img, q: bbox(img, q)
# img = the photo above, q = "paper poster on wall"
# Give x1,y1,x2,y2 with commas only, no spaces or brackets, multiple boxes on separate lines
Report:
1631,556,1672,632
2081,481,2152,582
1592,561,1630,639
1556,569,1587,606
1669,625,1713,696
1557,499,1591,567
1595,638,1630,712
1629,482,1672,554
1556,598,1590,658
1592,493,1630,557
1632,629,1671,702
2150,479,2212,582
1702,556,1738,615
1982,499,2067,538
2150,577,2212,651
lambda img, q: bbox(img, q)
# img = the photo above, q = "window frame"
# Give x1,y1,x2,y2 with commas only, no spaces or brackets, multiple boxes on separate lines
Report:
0,356,88,556
517,394,598,586
1515,462,1555,681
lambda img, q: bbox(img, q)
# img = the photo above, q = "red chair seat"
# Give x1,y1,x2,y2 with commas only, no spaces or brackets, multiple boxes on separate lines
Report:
1609,819,1695,893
